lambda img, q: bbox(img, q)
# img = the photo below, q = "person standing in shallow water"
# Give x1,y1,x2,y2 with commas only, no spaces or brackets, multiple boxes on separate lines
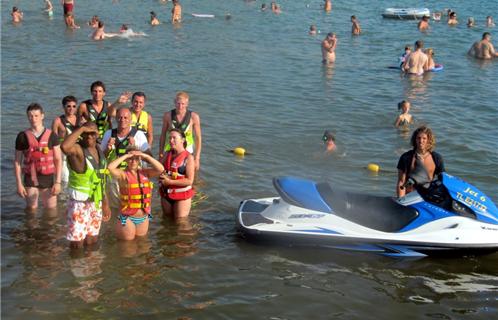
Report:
322,32,337,64
468,32,498,59
324,0,332,12
171,0,182,23
351,15,361,35
61,122,111,250
403,40,428,75
14,103,62,212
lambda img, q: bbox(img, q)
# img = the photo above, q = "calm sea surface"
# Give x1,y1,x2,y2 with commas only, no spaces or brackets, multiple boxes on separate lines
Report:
2,0,498,319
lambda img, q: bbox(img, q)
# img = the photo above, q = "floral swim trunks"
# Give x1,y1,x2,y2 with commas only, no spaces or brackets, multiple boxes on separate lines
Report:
66,199,102,241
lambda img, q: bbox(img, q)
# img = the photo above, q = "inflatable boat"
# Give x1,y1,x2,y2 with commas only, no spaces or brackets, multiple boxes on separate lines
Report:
382,8,431,20
236,174,498,257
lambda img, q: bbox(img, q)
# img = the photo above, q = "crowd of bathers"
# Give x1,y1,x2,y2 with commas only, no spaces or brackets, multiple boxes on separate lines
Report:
15,80,202,248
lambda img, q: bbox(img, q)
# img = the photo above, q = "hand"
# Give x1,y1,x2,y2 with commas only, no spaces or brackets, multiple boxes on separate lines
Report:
159,172,170,186
128,136,135,147
118,91,132,104
107,137,116,151
158,152,164,160
17,185,27,198
102,203,111,222
51,183,61,196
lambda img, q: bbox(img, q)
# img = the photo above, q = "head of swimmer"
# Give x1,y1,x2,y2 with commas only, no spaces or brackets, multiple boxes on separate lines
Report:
326,32,336,40
80,122,99,147
414,40,424,50
398,100,411,113
132,92,146,113
482,32,491,40
90,81,106,101
120,24,128,32
322,130,336,152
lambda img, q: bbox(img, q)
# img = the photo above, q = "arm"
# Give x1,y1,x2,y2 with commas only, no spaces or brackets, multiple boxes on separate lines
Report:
77,102,89,126
62,126,87,156
107,153,131,181
51,117,65,139
394,115,401,128
397,169,407,197
14,150,27,198
192,113,202,171
158,112,170,159
139,152,164,178
108,91,132,119
147,114,154,146
51,145,63,195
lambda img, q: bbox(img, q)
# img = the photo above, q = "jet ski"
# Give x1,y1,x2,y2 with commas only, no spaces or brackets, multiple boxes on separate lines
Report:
236,173,498,257
382,8,430,20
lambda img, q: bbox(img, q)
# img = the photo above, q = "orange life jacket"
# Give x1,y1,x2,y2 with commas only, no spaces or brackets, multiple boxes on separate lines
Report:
23,129,55,186
160,150,194,200
120,170,152,215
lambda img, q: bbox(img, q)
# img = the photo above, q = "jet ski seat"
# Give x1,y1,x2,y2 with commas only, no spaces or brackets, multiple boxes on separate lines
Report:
273,177,419,232
316,182,419,232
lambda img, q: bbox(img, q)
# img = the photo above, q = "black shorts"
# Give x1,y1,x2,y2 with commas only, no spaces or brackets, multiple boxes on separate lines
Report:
24,174,54,189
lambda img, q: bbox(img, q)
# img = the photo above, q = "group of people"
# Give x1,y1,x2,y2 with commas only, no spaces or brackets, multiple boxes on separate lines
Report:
14,81,202,249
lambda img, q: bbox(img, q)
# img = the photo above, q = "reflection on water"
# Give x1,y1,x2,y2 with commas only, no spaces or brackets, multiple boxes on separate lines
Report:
402,72,433,100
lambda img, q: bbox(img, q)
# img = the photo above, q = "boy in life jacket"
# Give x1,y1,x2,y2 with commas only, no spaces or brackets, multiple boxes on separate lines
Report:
159,129,196,219
15,103,63,212
52,95,79,186
159,91,202,171
107,147,164,240
130,92,154,146
77,80,131,141
61,122,111,249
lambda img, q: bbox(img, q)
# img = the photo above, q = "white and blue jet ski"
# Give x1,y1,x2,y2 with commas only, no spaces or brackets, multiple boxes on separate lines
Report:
236,173,498,257
382,8,430,20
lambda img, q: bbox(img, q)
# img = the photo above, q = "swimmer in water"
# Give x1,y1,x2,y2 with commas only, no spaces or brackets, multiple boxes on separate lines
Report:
486,16,495,27
418,15,430,31
11,7,23,23
399,45,412,67
351,15,361,35
45,0,54,18
171,0,182,23
91,21,118,40
432,12,442,21
321,32,337,64
468,32,498,59
273,4,281,14
394,100,413,128
65,11,80,29
324,0,332,12
88,15,99,28
309,25,317,35
323,131,336,153
403,40,428,75
467,17,475,28
150,11,160,25
261,4,267,12
424,48,436,70
447,11,458,25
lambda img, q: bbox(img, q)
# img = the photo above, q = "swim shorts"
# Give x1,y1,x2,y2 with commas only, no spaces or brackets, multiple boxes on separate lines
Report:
64,3,73,15
66,199,102,242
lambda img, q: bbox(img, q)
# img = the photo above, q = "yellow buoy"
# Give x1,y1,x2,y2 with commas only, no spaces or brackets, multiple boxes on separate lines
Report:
367,163,380,173
233,147,246,156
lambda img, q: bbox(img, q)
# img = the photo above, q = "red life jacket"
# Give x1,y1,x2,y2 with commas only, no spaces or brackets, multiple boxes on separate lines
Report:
120,170,152,215
23,129,55,185
160,150,195,200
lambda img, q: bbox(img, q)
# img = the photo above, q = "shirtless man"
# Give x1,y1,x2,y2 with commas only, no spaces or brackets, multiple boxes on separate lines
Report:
11,7,23,23
468,32,498,59
418,16,430,31
159,92,202,171
321,32,337,64
62,0,74,15
91,21,114,40
150,11,160,25
171,0,182,23
403,40,428,75
351,15,361,35
65,12,80,29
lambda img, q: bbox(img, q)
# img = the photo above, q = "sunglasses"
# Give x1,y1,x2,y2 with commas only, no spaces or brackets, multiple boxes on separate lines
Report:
65,104,77,108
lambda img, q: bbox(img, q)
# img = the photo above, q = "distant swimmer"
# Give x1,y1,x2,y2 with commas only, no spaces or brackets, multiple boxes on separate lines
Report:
91,21,120,40
403,40,428,75
351,15,361,35
418,15,430,31
468,32,498,59
11,7,23,23
65,11,80,29
394,100,413,128
309,24,317,35
88,15,99,28
486,16,495,27
119,24,147,37
447,11,458,25
273,4,281,14
432,12,442,21
261,4,267,12
399,45,412,67
321,32,337,64
324,0,332,12
322,130,336,153
424,48,436,70
44,0,54,18
171,0,182,23
150,11,160,25
467,17,475,28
